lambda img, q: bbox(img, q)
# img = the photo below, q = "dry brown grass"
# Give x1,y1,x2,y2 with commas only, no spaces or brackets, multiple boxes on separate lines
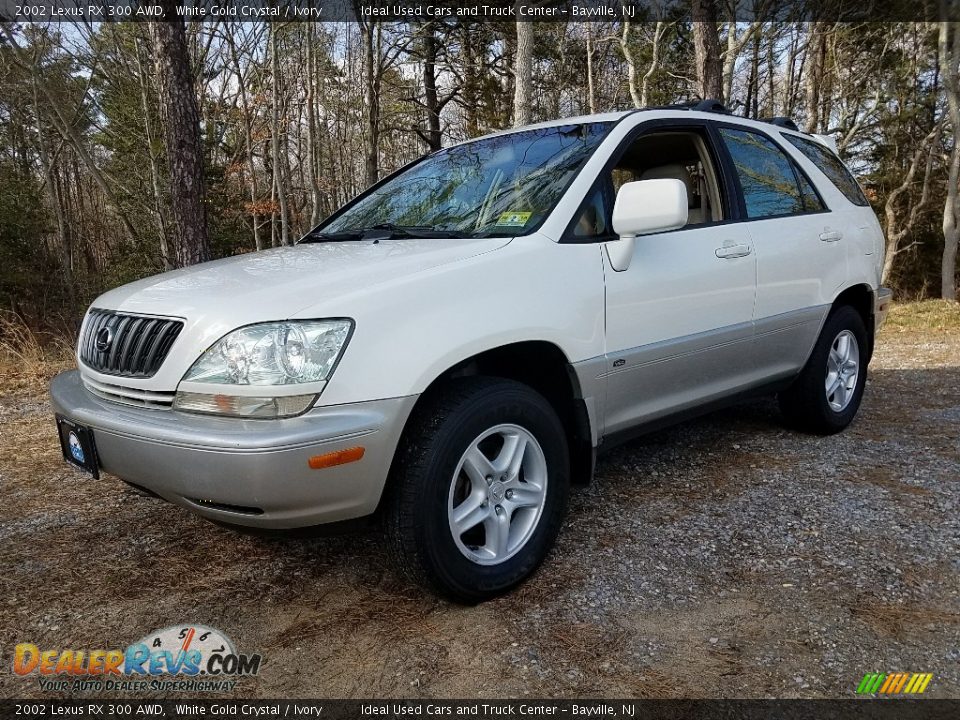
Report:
851,598,960,638
846,466,931,496
884,299,960,334
0,311,73,398
274,585,439,648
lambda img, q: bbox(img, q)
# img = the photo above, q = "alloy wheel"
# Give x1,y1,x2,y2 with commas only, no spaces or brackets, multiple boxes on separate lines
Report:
447,424,548,566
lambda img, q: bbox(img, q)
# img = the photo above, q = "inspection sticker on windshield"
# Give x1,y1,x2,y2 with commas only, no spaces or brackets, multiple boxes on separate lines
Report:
495,211,532,227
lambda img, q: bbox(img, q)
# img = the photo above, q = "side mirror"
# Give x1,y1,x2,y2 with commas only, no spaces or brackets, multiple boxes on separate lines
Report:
612,179,688,238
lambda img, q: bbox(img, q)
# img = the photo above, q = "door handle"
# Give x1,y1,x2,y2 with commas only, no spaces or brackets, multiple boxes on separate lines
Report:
820,230,843,242
715,243,752,259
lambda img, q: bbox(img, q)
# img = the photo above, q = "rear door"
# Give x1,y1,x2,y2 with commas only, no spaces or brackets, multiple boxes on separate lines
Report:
715,125,842,380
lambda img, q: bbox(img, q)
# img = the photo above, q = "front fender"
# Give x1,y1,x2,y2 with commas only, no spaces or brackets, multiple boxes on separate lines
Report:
311,237,606,407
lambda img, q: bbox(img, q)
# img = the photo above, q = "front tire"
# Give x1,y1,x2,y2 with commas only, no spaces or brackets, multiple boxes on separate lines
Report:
779,304,868,434
384,377,570,603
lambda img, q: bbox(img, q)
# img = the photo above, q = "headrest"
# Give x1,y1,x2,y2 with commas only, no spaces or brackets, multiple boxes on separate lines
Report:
639,164,694,205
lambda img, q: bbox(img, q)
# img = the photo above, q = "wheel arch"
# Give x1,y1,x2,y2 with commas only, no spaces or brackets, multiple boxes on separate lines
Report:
383,340,596,509
831,283,875,361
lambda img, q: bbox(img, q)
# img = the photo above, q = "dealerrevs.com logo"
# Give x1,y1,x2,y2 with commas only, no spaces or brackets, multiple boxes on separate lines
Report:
12,624,262,693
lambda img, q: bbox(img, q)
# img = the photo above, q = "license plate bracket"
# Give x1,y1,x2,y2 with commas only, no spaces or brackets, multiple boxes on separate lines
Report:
55,415,100,479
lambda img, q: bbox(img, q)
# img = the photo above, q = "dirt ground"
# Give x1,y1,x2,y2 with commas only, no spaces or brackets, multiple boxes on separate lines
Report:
1,301,958,699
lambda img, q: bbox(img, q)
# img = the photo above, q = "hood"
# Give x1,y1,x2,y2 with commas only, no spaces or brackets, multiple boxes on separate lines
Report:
95,237,511,324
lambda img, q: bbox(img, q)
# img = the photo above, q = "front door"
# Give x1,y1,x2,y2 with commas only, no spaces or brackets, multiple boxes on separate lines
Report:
598,126,758,435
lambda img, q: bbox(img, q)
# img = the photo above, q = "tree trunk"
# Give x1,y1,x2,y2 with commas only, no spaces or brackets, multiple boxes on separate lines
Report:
270,23,290,245
641,22,667,108
135,34,171,269
513,18,533,126
31,78,75,306
225,26,263,251
941,154,959,301
460,24,481,137
585,25,596,114
803,23,827,133
941,21,960,301
422,24,443,151
362,22,381,186
691,0,723,101
750,30,764,118
149,14,210,267
881,124,940,286
306,23,323,226
620,22,642,108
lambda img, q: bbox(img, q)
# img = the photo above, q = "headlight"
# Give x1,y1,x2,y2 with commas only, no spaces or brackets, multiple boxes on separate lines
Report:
173,319,352,418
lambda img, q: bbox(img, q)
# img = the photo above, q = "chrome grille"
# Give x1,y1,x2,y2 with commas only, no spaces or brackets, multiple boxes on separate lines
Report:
79,309,183,378
81,375,176,409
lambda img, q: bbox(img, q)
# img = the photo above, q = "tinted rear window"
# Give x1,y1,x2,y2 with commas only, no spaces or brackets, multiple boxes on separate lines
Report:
719,128,812,219
783,134,869,207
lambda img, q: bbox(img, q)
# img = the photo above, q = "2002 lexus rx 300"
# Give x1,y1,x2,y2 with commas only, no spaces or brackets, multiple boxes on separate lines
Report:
52,102,891,601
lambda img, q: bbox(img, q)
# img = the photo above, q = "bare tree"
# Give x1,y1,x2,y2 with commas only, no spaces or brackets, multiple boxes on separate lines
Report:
691,0,723,101
721,21,759,105
361,21,381,184
882,124,941,286
406,22,458,152
419,23,444,150
269,23,291,246
619,21,643,108
513,18,533,126
0,23,140,246
941,20,960,301
149,13,210,267
585,24,596,114
223,23,267,251
616,21,670,109
134,32,170,268
803,23,828,132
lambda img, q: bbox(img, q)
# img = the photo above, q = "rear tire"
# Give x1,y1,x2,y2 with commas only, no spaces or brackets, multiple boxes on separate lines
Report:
779,305,868,435
384,377,569,603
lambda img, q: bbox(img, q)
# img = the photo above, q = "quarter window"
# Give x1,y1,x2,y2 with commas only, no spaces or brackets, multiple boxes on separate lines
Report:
797,170,825,212
719,128,821,219
783,134,869,207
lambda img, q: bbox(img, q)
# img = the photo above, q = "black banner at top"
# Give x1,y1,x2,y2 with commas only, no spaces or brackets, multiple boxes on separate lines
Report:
0,0,956,23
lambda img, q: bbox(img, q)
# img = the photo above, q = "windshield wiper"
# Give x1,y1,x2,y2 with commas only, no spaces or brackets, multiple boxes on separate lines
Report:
359,223,473,239
301,223,473,243
298,229,364,243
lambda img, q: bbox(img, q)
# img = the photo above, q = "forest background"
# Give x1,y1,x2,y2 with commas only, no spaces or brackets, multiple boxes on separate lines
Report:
1,4,958,345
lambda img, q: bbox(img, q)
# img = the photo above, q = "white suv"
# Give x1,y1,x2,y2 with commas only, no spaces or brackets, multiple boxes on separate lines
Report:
52,102,891,601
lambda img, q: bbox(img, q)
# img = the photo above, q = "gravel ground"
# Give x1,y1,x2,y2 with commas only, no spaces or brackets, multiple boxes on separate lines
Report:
0,301,958,699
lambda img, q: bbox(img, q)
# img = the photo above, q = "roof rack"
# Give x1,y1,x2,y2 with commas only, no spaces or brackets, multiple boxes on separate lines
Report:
637,101,804,132
760,117,800,131
641,99,732,114
643,101,699,110
690,99,731,114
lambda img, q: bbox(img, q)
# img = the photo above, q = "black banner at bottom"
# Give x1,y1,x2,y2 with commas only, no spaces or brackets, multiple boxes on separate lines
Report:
4,700,960,720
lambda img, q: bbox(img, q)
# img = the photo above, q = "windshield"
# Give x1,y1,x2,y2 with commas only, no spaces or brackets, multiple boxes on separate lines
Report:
314,122,612,239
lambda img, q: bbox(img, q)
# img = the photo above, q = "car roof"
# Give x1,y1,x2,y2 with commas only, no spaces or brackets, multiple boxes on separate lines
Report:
452,108,831,150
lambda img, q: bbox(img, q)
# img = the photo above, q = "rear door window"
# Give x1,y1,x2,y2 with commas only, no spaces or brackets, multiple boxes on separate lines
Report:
718,128,820,219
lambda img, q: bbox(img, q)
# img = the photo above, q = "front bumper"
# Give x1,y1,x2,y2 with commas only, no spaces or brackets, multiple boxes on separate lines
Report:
875,286,893,332
50,371,417,528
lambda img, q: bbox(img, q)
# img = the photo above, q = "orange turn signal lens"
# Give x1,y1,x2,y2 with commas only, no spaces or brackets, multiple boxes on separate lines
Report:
308,446,365,470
